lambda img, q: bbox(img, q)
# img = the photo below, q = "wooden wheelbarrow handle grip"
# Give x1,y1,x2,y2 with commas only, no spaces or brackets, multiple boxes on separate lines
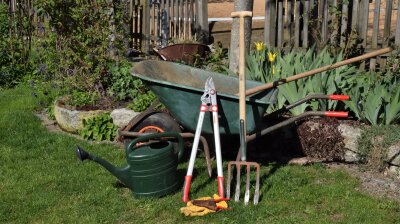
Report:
239,47,393,96
231,11,253,18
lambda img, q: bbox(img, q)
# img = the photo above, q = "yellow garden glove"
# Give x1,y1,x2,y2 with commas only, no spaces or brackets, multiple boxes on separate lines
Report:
180,195,229,216
180,196,215,217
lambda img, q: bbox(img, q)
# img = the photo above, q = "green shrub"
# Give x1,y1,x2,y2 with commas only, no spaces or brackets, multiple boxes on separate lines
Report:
27,0,132,106
68,90,99,107
0,3,32,88
80,113,118,141
107,62,146,101
128,91,157,112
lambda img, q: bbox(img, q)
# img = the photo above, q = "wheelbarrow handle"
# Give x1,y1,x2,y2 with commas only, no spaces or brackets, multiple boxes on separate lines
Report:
240,47,393,96
329,94,350,101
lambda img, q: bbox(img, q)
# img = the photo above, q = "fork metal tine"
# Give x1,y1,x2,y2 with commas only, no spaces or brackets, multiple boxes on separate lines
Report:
234,164,241,201
227,161,261,205
244,164,250,205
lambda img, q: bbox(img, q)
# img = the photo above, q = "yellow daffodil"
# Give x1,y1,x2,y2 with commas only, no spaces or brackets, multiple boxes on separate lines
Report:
267,51,277,63
254,41,265,52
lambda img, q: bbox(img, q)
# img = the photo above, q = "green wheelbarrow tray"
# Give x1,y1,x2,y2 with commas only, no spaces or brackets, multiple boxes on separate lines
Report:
131,60,278,135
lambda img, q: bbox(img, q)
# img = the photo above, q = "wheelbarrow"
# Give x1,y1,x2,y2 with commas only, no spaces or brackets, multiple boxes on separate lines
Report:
117,60,349,203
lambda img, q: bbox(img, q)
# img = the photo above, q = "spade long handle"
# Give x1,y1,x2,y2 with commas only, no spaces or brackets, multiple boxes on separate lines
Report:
239,47,393,96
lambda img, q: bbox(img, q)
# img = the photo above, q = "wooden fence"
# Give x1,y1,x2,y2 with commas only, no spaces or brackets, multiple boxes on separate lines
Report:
264,0,400,69
129,0,208,53
264,0,400,48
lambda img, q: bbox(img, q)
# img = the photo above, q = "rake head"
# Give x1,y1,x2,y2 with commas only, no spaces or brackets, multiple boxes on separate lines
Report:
226,161,260,205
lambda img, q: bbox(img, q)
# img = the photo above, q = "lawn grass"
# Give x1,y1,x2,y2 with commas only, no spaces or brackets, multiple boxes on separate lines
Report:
1,85,399,223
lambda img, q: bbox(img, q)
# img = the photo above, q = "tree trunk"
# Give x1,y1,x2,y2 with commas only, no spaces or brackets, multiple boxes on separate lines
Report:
229,0,254,74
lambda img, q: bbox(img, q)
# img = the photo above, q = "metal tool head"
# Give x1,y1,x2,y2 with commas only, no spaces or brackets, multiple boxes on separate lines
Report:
201,77,216,105
226,161,261,205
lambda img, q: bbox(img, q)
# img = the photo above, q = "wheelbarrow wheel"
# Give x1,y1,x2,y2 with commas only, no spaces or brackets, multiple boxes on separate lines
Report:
125,112,182,157
133,112,181,134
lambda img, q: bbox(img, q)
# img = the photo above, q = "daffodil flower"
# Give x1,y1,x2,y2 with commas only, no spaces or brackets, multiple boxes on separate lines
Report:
267,52,277,63
267,51,277,75
254,41,265,52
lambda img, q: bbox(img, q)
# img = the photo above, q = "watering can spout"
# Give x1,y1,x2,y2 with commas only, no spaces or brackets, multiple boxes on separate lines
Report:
75,146,131,187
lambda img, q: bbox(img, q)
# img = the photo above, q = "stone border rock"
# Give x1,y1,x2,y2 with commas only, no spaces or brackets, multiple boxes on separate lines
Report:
54,98,140,134
54,98,111,133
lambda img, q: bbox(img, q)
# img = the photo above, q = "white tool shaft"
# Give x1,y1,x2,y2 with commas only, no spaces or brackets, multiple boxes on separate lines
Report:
186,110,206,176
212,111,223,177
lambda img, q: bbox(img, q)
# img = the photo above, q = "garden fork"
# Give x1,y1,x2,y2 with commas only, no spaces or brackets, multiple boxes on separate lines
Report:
226,10,261,206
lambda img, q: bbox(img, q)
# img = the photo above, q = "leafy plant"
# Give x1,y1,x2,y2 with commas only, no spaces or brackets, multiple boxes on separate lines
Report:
246,46,357,115
106,62,146,101
0,3,32,88
68,90,99,107
80,113,118,141
340,63,400,125
204,42,229,73
128,91,157,112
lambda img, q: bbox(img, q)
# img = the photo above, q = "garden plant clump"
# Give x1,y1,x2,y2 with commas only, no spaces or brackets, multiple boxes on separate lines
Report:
245,42,400,166
15,1,150,114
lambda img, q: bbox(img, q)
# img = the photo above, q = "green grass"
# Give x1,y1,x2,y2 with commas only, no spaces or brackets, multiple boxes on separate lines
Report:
1,85,400,223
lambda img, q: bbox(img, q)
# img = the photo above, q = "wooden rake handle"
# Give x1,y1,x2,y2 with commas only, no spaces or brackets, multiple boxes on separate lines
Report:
239,47,393,96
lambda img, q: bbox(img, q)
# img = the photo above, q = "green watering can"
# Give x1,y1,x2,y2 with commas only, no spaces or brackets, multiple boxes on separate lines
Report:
75,132,184,198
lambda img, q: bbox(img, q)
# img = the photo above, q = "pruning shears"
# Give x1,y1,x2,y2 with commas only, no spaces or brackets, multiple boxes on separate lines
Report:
182,77,225,202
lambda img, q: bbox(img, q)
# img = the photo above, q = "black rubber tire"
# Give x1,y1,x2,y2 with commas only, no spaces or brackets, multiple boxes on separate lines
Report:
132,112,181,134
124,112,182,154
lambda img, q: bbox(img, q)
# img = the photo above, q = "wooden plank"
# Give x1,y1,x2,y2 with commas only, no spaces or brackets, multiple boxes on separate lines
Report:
383,0,393,47
179,0,182,39
287,0,292,46
189,0,194,39
340,2,348,48
303,0,309,48
358,0,369,47
277,1,283,47
264,0,275,47
185,0,189,39
396,0,400,45
143,0,151,53
322,0,328,44
173,0,177,39
294,0,300,47
330,0,338,46
351,0,359,29
371,0,381,70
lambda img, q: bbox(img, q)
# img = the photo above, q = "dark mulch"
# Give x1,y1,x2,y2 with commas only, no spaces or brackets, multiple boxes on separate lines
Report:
297,117,345,161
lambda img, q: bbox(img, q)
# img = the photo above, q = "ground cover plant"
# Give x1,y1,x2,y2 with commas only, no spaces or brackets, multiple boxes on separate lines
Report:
1,85,400,223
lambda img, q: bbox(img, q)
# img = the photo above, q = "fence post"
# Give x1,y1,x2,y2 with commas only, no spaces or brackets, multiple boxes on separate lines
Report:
196,0,208,44
371,0,381,70
143,0,150,54
383,0,393,47
264,0,277,47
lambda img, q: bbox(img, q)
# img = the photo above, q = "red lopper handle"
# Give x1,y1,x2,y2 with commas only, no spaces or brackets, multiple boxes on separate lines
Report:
182,176,192,202
329,95,350,101
325,111,349,118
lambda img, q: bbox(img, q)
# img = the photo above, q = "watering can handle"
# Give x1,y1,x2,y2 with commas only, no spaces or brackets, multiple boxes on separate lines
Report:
126,132,184,162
